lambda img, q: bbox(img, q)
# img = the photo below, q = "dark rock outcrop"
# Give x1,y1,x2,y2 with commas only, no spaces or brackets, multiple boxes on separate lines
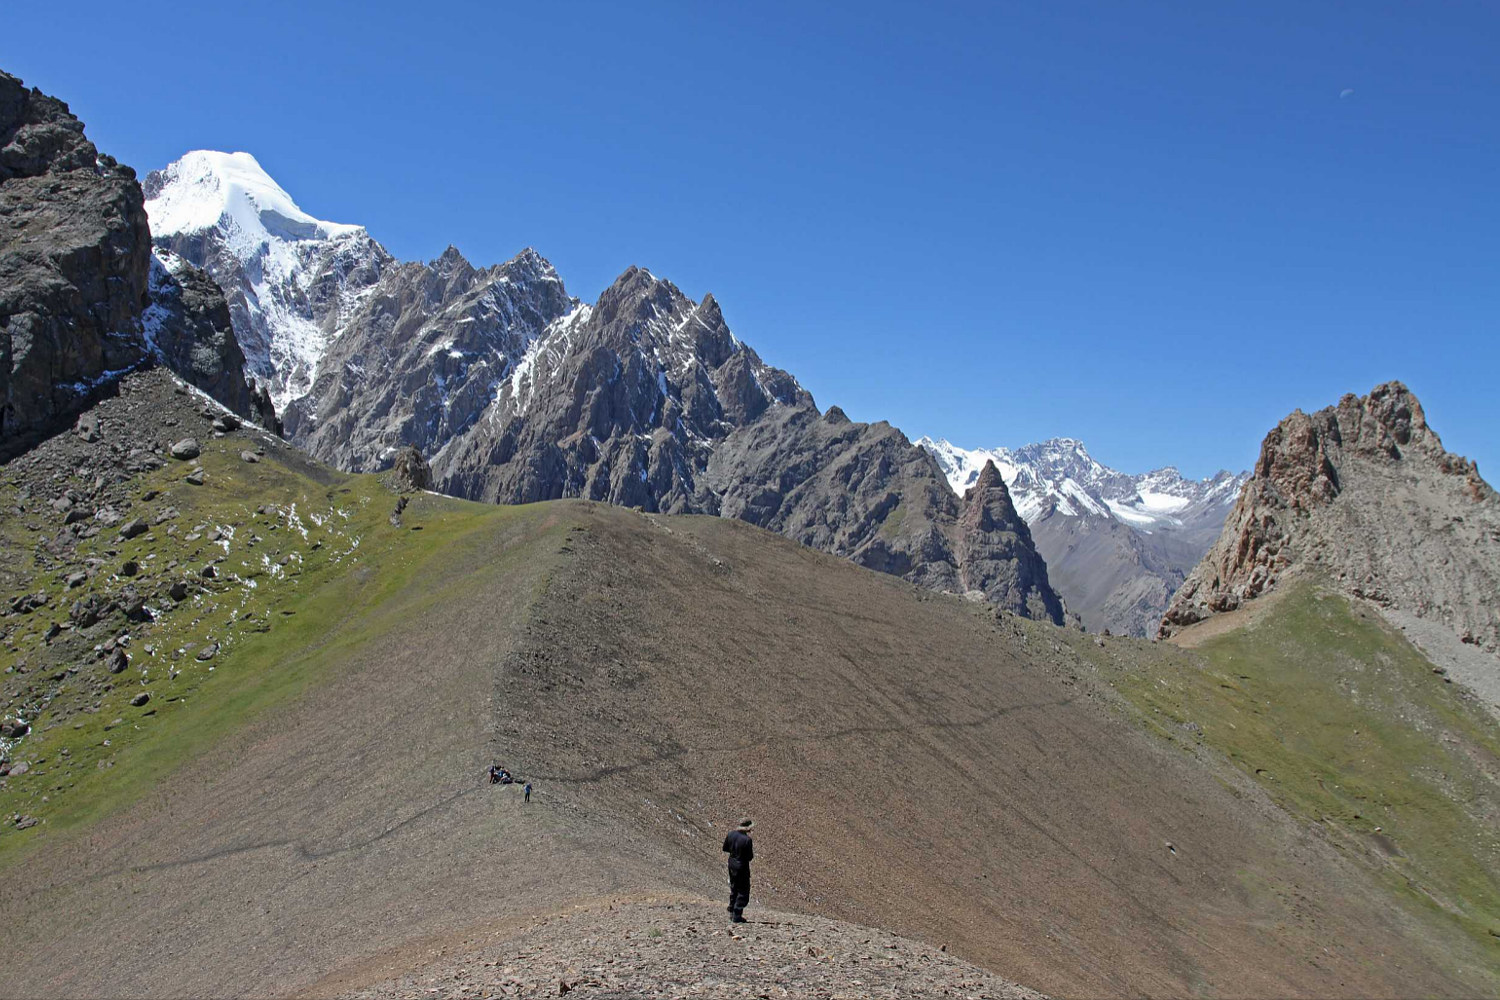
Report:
1,70,148,454
0,70,275,459
143,250,276,429
389,445,433,492
1161,382,1499,651
955,461,1066,621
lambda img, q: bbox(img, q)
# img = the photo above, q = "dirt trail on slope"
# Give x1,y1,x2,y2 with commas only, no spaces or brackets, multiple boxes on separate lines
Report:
0,501,1484,998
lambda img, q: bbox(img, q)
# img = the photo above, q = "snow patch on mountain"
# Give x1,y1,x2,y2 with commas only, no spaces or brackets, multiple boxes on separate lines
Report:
145,151,362,245
917,436,1247,532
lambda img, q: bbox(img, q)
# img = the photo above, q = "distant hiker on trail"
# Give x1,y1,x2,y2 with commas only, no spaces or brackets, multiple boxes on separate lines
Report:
723,818,754,923
524,782,532,803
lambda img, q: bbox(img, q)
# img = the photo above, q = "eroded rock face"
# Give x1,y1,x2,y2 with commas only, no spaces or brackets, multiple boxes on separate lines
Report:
143,250,276,429
710,405,962,600
1160,382,1500,651
0,71,149,453
0,71,275,458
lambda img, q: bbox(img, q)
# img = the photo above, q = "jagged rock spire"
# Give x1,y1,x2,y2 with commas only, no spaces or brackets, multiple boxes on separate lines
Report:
956,460,1066,623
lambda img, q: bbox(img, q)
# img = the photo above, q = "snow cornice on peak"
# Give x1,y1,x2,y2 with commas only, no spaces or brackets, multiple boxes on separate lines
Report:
144,150,365,244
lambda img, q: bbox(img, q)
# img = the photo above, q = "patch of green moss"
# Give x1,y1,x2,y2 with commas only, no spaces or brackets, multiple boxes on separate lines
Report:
877,502,906,540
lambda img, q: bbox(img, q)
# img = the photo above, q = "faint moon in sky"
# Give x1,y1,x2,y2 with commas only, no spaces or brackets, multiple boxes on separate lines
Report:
1340,88,1355,98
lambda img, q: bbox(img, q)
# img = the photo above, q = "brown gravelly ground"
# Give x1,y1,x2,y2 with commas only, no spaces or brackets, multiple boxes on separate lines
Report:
315,896,1045,999
0,399,1489,999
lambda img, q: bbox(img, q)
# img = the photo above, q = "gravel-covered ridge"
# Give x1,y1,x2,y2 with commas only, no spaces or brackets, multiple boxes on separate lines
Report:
328,898,1045,1000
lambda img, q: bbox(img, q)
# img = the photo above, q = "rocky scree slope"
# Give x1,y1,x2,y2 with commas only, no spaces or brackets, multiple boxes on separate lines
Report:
148,157,1066,621
922,436,1246,635
0,72,272,459
1160,381,1499,655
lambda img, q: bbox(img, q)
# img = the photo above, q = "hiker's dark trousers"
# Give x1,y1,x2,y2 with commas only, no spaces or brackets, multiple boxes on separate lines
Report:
727,864,750,917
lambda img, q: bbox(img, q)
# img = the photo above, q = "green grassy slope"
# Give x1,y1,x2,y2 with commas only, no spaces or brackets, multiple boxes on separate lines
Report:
0,435,516,857
1096,583,1500,953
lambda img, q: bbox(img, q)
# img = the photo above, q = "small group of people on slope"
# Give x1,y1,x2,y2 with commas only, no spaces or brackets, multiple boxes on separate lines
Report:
486,764,531,802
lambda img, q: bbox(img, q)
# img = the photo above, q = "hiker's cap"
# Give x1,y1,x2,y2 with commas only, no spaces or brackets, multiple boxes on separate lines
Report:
737,818,754,830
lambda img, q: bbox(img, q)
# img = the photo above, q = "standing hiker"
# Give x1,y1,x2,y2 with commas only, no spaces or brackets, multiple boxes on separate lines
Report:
524,782,532,803
722,818,754,923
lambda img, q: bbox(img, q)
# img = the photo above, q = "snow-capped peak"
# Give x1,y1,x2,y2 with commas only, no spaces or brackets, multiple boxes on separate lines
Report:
919,435,1247,531
145,150,363,245
144,151,389,413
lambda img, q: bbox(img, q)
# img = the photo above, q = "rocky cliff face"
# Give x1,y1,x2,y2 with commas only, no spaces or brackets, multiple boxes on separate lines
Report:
142,250,277,429
920,436,1245,635
1160,382,1499,653
0,72,273,458
283,246,575,471
0,71,149,453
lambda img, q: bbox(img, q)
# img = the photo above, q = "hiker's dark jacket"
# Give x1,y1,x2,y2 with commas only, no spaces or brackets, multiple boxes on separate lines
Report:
723,830,754,870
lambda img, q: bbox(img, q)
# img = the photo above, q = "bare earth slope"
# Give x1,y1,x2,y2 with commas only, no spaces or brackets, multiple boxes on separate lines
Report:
0,379,1489,999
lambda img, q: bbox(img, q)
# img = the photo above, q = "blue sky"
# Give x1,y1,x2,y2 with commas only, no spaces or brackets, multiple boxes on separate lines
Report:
6,1,1496,479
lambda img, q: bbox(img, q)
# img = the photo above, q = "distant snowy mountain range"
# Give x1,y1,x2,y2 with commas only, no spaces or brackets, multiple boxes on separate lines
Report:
919,437,1246,531
920,437,1249,636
